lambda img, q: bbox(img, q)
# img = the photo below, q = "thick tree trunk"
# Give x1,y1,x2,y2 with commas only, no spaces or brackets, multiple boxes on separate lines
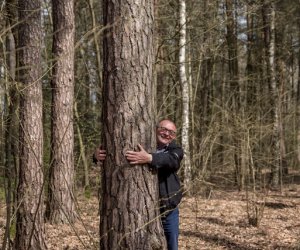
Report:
101,0,166,249
15,0,46,248
46,0,76,224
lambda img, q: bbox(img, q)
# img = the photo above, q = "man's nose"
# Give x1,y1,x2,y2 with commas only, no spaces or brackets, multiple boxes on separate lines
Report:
164,131,172,136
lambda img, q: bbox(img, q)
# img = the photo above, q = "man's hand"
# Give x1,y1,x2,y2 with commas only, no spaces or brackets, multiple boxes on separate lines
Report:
94,147,106,162
125,144,152,165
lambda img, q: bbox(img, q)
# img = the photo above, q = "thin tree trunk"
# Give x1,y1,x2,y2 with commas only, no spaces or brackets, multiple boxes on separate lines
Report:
2,8,17,248
74,102,89,189
225,0,242,189
179,0,191,191
268,3,280,187
2,1,18,250
87,0,102,92
278,59,288,179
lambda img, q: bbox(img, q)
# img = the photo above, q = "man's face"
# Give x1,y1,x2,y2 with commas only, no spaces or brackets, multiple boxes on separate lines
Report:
156,120,177,147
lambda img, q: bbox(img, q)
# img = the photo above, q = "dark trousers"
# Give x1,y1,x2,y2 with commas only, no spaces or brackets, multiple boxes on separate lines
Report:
161,207,179,250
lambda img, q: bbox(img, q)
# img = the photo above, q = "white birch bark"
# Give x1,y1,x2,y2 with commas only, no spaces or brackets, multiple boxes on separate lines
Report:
179,0,191,190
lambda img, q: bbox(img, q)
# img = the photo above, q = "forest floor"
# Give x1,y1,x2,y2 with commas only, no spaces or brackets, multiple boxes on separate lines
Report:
1,179,300,249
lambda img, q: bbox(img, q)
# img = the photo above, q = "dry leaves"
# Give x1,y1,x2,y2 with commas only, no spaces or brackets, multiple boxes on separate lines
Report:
179,186,300,249
1,185,300,249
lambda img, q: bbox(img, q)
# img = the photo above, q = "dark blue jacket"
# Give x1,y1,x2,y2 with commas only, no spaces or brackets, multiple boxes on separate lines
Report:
150,141,184,212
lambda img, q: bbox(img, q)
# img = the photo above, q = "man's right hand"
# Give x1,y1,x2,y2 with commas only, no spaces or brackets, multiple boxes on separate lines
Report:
94,147,106,162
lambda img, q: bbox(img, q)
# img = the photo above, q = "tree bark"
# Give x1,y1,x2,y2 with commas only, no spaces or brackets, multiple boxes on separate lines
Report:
225,0,243,189
265,2,280,187
74,102,89,189
101,0,166,249
3,4,17,247
179,0,191,191
15,0,46,248
46,0,77,224
297,0,300,166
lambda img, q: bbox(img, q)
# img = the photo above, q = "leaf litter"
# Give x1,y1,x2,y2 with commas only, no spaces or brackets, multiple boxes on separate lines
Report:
0,185,300,249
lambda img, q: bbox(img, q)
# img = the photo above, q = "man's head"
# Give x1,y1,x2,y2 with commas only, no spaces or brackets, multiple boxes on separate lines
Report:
156,119,177,147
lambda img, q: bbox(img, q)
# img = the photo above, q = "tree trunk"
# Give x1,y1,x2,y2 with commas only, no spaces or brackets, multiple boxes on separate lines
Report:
278,59,288,178
87,0,102,91
101,0,166,249
179,0,191,191
3,4,17,247
225,0,242,189
297,0,300,166
46,0,77,224
74,102,89,189
15,0,46,248
266,3,280,188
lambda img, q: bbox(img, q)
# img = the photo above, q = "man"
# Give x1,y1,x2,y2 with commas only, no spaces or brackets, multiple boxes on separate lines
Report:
93,119,183,250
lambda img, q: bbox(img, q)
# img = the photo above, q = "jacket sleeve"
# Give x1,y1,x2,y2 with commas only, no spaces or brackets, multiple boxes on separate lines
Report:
92,153,98,164
150,146,184,171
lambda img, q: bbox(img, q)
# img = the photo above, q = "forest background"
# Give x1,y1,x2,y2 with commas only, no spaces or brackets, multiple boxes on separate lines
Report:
0,0,300,249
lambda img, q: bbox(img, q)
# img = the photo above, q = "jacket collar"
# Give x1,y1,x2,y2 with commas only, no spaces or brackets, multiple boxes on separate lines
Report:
157,140,176,151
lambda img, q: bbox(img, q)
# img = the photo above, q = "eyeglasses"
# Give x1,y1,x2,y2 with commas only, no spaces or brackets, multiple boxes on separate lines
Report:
157,126,176,136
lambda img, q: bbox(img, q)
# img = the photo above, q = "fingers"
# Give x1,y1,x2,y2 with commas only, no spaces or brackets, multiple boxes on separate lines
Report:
126,150,136,155
137,144,144,151
95,148,106,161
96,144,150,165
98,149,106,154
98,153,106,161
125,147,152,165
125,151,138,164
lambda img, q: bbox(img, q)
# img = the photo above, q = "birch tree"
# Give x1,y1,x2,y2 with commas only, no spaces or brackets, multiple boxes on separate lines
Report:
179,0,191,190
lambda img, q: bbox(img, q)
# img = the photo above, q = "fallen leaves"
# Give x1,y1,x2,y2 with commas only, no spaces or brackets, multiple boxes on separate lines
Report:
1,185,299,249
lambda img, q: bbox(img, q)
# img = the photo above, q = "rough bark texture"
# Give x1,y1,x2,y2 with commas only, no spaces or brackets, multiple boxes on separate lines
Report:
3,8,17,248
15,0,46,248
297,1,300,166
101,1,166,249
46,0,76,223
